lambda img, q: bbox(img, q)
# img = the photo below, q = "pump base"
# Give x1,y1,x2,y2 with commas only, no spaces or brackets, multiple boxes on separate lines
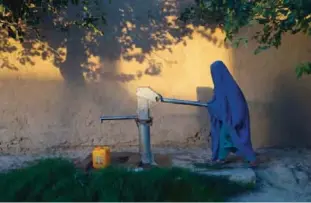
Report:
75,152,172,172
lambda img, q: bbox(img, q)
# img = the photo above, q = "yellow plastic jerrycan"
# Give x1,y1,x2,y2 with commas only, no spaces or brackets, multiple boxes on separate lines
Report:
92,146,111,169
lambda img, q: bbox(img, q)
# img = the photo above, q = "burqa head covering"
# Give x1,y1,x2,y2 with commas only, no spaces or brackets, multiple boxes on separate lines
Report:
209,60,248,127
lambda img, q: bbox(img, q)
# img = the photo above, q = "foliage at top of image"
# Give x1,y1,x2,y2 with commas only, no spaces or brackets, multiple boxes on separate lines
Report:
0,0,107,41
0,158,253,202
0,0,113,78
2,0,310,78
0,0,188,81
180,0,311,78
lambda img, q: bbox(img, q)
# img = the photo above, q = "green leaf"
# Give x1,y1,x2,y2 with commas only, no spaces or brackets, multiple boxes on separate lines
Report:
254,45,270,55
291,28,301,34
231,37,248,48
9,25,17,33
257,18,269,24
232,40,240,48
296,62,311,78
0,4,5,13
242,38,248,47
286,12,296,26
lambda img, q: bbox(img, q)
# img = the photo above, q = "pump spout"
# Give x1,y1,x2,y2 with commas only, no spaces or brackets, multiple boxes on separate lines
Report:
160,98,208,107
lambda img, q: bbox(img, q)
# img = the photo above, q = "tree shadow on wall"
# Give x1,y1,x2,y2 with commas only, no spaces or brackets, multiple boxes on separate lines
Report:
268,72,311,147
0,0,229,86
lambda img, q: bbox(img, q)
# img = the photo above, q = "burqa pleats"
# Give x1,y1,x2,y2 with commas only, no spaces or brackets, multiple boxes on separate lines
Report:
207,60,256,162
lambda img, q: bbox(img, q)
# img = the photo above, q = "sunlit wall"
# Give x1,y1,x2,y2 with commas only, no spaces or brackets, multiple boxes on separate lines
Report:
1,0,311,154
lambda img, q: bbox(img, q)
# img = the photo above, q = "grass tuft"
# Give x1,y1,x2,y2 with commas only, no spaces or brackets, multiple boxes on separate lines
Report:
0,158,253,202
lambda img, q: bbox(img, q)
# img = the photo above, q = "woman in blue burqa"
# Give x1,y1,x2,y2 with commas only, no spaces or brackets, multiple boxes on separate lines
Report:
207,60,257,166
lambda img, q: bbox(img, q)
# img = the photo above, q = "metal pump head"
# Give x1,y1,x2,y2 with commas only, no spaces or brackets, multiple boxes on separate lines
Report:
136,87,162,102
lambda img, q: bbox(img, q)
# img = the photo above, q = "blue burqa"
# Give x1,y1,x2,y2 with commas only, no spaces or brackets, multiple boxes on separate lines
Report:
207,61,256,162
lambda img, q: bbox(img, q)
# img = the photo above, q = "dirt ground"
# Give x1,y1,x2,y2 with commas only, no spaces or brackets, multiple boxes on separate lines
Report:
231,147,311,201
1,147,311,201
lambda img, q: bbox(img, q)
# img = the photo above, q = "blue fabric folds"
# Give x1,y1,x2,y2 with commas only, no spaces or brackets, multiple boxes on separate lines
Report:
207,61,256,162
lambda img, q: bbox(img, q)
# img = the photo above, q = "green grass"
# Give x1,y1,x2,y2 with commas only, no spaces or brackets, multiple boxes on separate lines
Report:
0,158,253,202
